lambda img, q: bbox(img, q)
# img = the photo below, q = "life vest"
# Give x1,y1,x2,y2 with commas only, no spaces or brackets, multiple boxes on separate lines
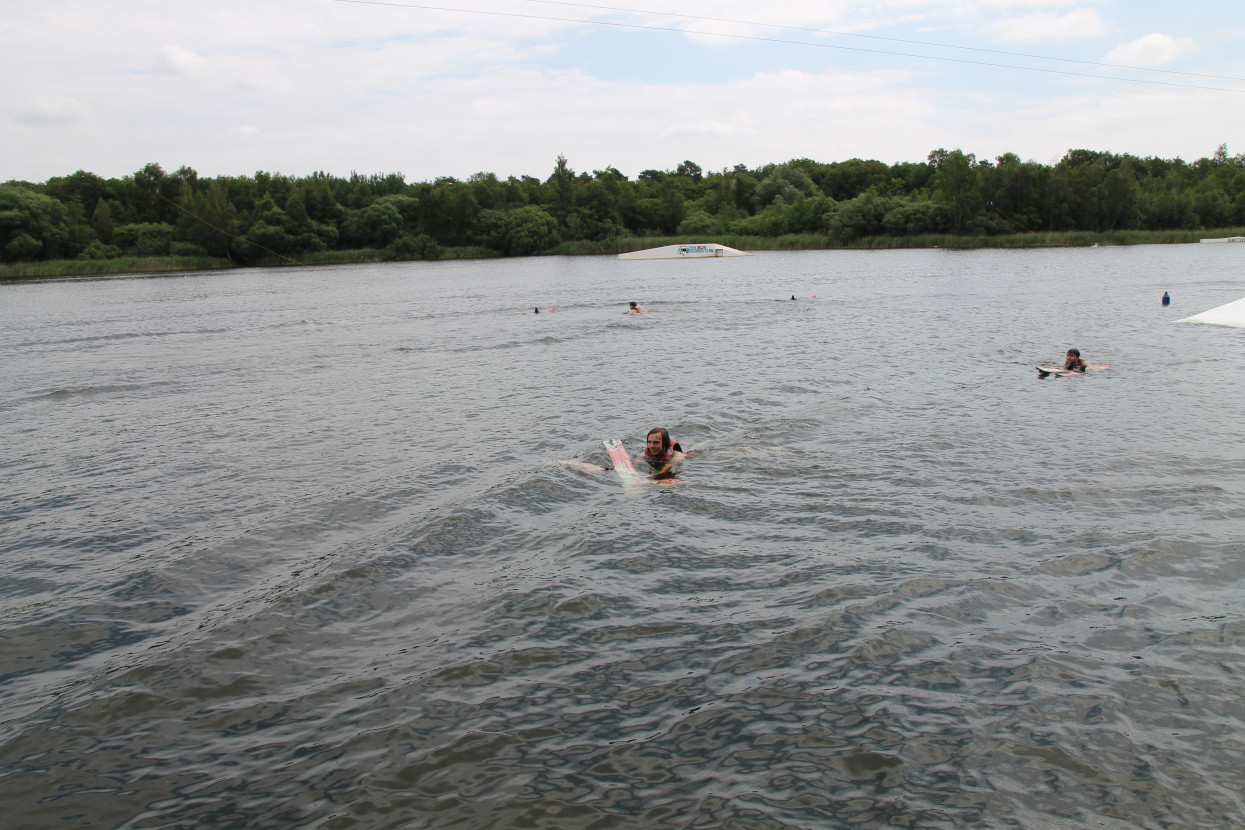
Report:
643,441,683,464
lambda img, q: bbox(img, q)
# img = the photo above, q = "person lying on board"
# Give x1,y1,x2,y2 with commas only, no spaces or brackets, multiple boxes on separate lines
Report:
642,427,685,479
628,301,646,313
1064,348,1088,373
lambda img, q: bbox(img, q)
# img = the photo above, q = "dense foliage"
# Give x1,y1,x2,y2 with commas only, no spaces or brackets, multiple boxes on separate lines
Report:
3,145,1243,264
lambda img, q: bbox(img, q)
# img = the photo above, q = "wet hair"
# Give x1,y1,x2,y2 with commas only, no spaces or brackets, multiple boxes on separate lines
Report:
629,302,638,308
647,427,670,453
1067,348,1080,357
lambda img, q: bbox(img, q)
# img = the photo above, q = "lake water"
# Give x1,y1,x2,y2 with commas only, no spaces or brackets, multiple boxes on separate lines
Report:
2,246,1243,829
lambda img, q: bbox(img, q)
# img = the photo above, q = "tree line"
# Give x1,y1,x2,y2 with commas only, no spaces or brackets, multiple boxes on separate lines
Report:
2,145,1243,265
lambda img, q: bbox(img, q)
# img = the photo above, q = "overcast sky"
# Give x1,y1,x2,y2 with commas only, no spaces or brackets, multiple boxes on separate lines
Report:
4,0,1243,184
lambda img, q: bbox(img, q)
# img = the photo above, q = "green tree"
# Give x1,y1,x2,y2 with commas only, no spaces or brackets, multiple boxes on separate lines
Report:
77,241,123,260
657,178,686,234
237,194,297,260
1100,159,1141,230
412,179,479,246
827,191,896,242
1191,187,1233,228
0,185,70,261
1053,157,1106,230
729,165,759,214
4,232,43,260
677,210,722,237
176,181,238,258
753,162,820,209
887,160,936,194
340,200,404,248
64,198,94,256
569,179,623,241
622,198,667,235
882,198,944,235
929,149,982,232
384,233,440,261
130,163,197,224
1138,176,1197,230
980,153,1044,232
467,171,507,210
548,155,576,226
675,160,703,182
814,158,891,200
44,170,108,216
477,205,560,255
91,199,117,243
730,202,794,236
113,223,175,256
283,188,337,250
300,176,345,226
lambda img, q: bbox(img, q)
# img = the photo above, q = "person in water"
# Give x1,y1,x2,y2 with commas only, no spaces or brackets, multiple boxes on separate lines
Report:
1064,348,1089,372
642,427,685,479
629,301,645,313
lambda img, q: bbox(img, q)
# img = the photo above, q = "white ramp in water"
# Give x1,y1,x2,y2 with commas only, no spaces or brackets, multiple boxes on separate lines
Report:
618,243,750,260
1179,296,1245,328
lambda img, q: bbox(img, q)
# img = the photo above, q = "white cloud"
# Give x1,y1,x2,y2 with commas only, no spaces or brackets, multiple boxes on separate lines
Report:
1105,34,1201,67
659,121,737,140
974,86,1239,162
337,66,945,177
977,0,1087,8
160,45,206,75
1,0,1239,183
681,19,767,46
13,95,90,127
988,8,1106,41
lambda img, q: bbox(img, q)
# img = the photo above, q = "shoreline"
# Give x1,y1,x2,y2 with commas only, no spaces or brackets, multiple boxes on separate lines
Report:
4,228,1243,281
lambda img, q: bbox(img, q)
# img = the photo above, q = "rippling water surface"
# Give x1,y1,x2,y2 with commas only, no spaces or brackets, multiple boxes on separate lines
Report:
3,246,1244,829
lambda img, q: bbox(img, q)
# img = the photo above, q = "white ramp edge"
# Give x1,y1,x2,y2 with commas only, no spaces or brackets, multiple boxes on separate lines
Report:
618,243,751,260
1178,296,1245,328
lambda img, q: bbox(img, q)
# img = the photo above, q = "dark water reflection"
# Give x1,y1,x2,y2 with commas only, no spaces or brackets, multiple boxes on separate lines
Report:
2,247,1244,828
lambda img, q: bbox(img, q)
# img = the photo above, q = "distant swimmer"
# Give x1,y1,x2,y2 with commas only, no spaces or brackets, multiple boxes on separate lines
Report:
1162,292,1170,307
1036,349,1109,377
534,307,540,314
629,301,645,313
641,427,685,480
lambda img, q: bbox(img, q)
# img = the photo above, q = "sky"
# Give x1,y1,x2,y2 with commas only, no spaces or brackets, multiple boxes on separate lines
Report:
4,0,1244,184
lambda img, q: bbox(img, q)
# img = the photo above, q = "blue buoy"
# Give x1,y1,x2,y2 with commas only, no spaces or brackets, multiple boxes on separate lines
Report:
1162,291,1170,307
